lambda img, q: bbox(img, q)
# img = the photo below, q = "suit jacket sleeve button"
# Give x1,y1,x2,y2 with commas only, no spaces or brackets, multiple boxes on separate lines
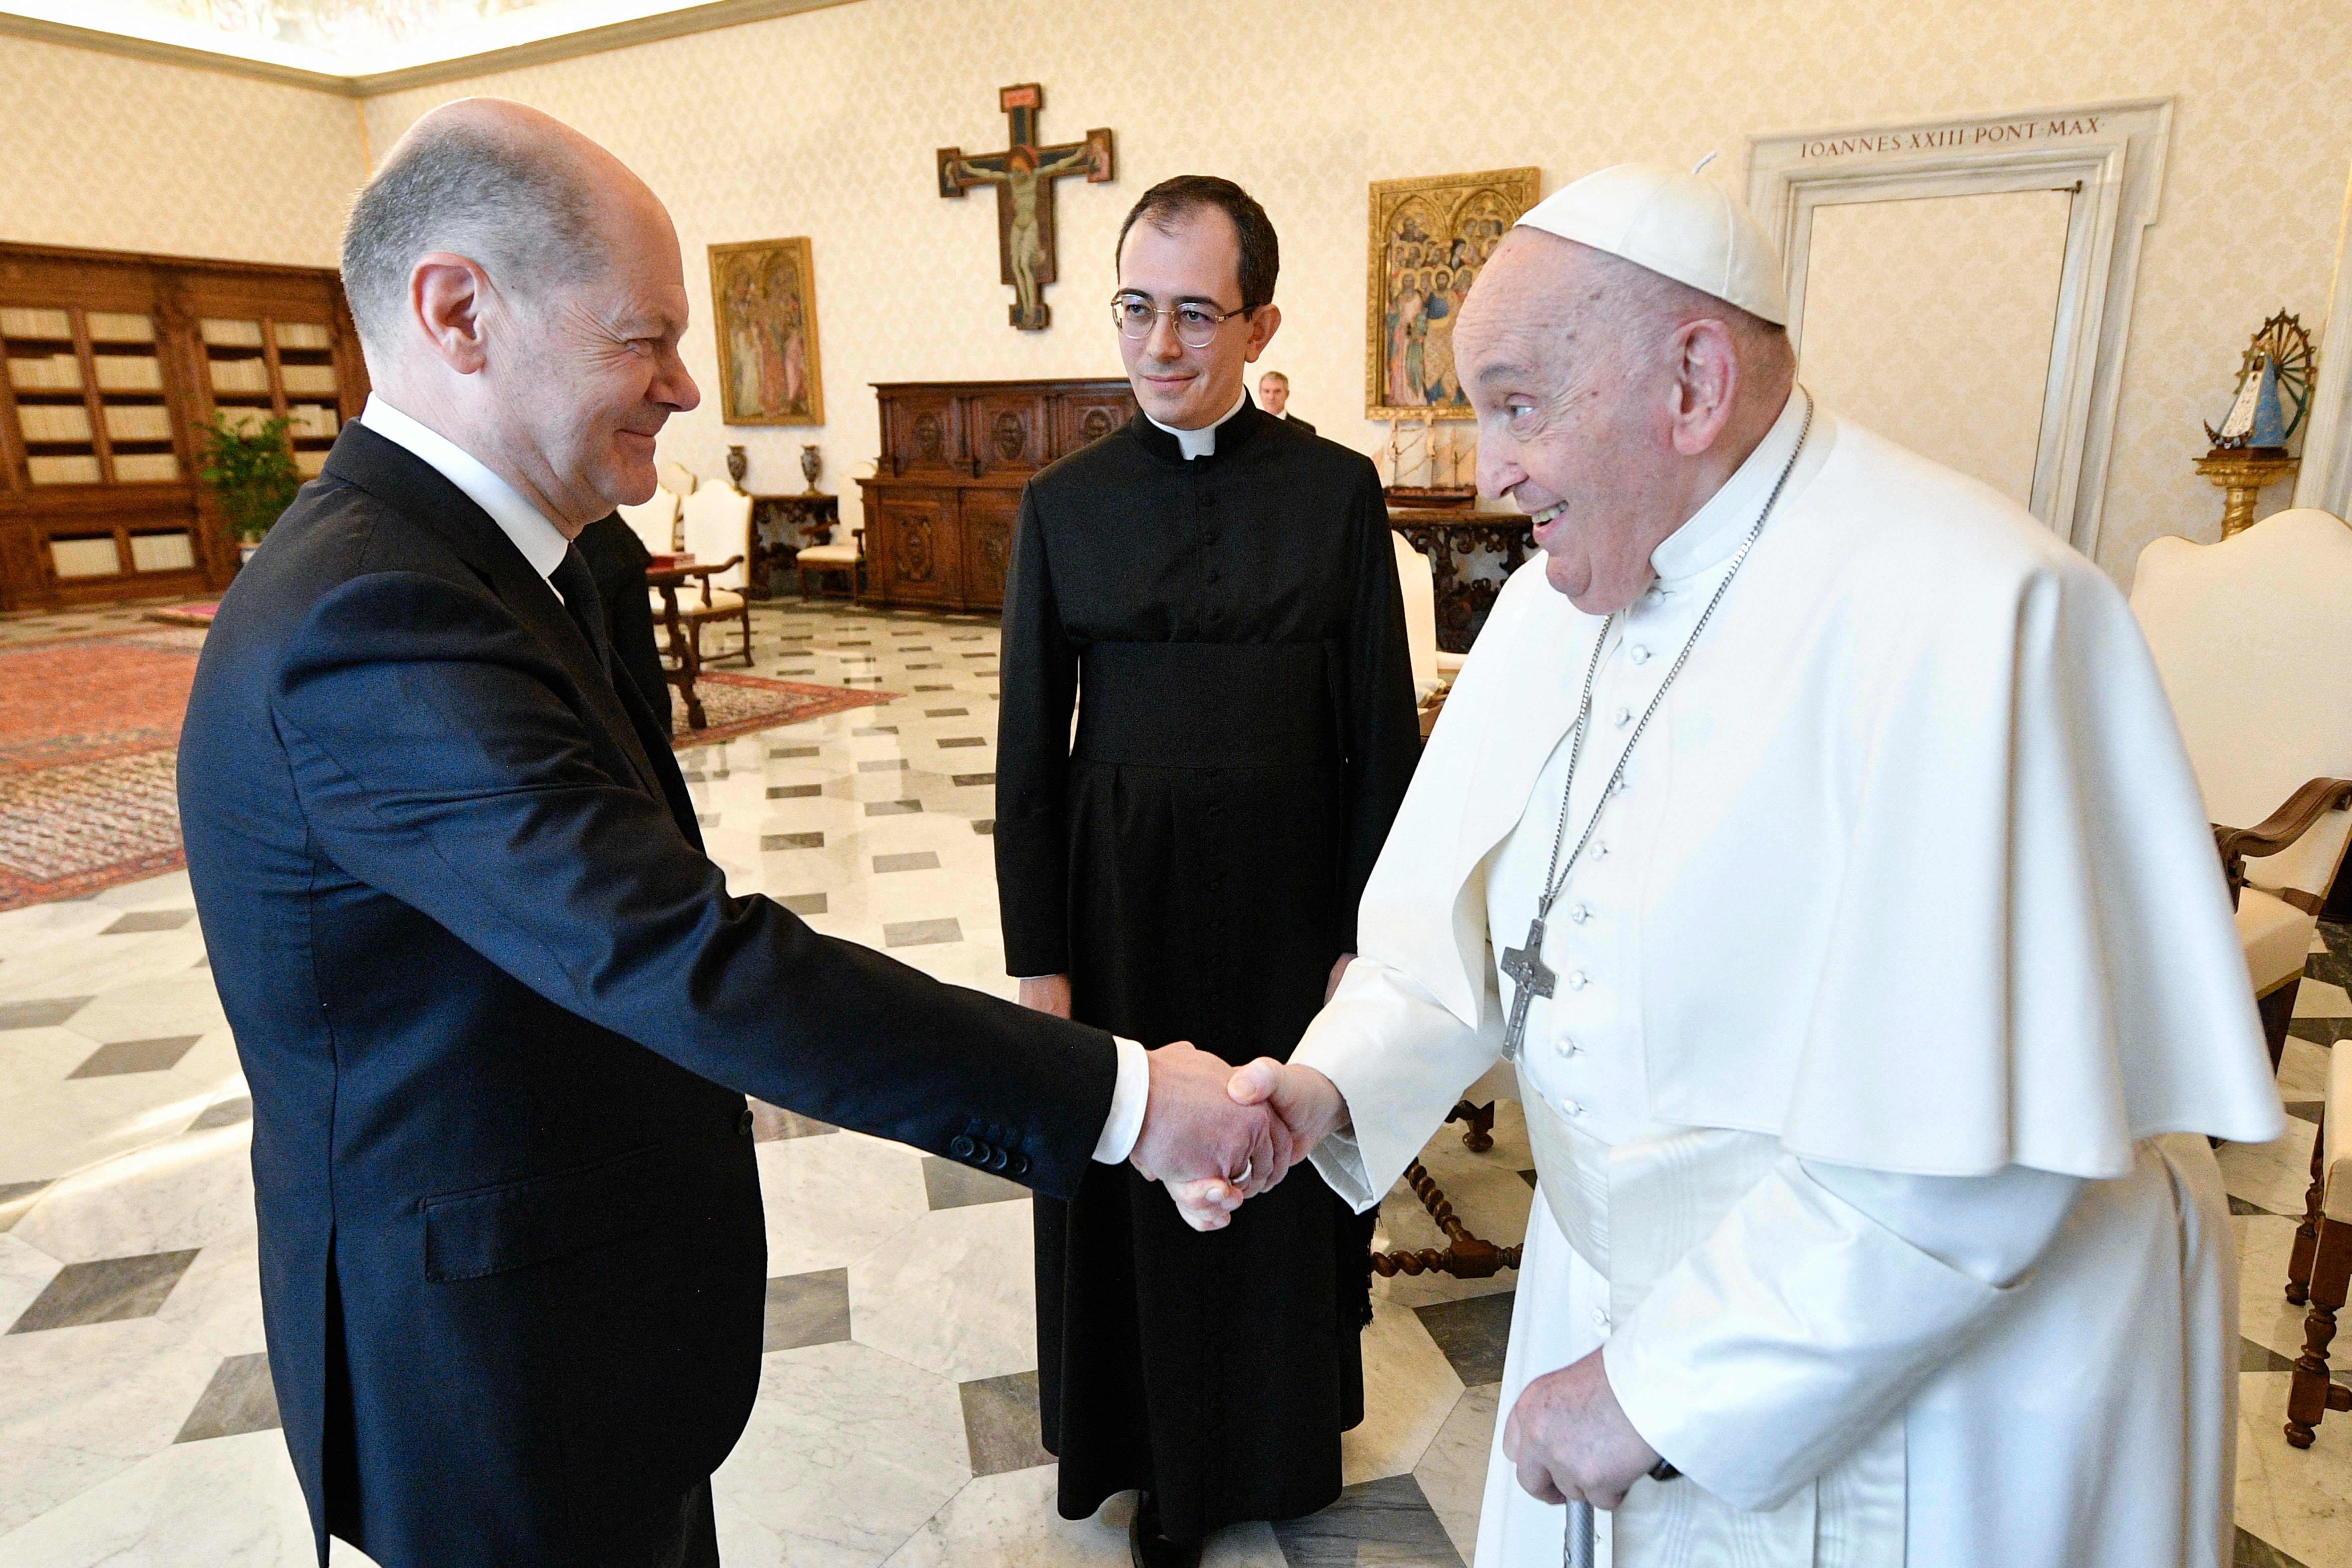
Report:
1011,1154,1031,1178
737,1107,755,1137
950,1134,976,1159
987,1147,1010,1172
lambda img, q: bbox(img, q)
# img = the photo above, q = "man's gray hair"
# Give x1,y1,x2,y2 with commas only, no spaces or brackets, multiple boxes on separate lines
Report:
341,118,602,347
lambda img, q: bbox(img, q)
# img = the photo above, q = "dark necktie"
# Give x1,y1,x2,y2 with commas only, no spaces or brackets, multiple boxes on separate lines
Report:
548,544,614,680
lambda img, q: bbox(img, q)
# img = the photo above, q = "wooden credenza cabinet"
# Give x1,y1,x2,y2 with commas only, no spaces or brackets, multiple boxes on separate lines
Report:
856,377,1136,613
0,242,367,611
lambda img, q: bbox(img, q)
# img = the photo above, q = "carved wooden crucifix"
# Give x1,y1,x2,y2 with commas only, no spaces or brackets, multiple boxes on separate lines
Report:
936,83,1115,331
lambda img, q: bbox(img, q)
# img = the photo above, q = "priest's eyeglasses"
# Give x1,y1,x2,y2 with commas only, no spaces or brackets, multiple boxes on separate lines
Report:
1111,293,1256,348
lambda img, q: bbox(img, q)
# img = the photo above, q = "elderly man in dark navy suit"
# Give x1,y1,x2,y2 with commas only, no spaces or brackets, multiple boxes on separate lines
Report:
178,98,1285,1568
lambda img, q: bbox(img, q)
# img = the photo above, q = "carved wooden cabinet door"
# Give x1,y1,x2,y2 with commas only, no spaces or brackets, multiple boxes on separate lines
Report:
1051,388,1136,456
959,489,1020,612
967,392,1049,478
882,391,965,479
872,487,961,604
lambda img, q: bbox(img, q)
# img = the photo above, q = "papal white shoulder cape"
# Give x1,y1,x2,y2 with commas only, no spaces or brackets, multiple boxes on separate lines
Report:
1305,411,2283,1195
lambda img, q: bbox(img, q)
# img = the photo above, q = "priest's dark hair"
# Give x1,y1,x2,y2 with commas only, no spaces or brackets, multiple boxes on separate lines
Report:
341,116,602,348
1116,175,1280,312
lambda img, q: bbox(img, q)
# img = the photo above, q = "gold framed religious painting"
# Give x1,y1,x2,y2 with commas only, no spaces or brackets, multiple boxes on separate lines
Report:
708,237,825,426
1366,167,1539,420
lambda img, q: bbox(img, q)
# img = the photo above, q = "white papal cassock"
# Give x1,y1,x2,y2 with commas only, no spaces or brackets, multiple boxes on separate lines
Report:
1294,392,2285,1567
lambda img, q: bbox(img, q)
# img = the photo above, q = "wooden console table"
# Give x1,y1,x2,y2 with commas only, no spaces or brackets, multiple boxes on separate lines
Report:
1389,508,1533,653
855,376,1137,613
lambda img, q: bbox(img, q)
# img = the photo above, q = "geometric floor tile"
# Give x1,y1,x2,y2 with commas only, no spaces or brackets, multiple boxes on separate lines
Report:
2246,1337,2299,1374
172,1351,279,1442
100,910,195,935
764,1267,852,1352
749,1100,837,1143
1270,1473,1464,1566
776,892,828,916
186,1094,253,1131
2236,1195,2284,1217
66,1035,200,1078
7,1248,200,1332
922,1156,1027,1212
0,996,92,1030
883,918,961,948
1412,1293,1515,1388
957,1368,1053,1477
2237,1527,2314,1568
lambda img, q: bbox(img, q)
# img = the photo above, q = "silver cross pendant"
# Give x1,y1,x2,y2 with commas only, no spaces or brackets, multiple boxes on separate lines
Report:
1499,916,1555,1063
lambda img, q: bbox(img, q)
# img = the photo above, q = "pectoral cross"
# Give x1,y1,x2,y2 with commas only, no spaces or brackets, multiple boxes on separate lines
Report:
936,83,1116,331
1499,917,1555,1063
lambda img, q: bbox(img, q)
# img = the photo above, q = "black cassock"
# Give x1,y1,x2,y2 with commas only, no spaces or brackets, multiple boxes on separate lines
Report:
995,401,1421,1539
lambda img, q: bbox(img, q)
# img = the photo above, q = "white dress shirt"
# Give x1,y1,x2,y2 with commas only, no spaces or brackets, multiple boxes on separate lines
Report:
360,395,573,590
362,397,1150,1165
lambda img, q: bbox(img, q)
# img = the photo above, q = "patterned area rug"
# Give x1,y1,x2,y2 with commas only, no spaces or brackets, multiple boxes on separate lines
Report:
671,672,898,747
0,628,894,909
142,602,219,629
0,629,204,911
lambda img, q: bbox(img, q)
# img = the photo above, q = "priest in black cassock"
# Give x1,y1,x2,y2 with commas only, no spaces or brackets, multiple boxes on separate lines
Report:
995,176,1421,1567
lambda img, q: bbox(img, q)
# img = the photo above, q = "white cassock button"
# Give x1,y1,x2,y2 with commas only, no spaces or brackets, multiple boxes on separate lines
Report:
1560,1098,1585,1118
1629,645,1650,665
1593,1307,1612,1334
1614,706,1633,728
1591,841,1608,860
1557,1036,1581,1058
1566,970,1589,991
1568,903,1591,924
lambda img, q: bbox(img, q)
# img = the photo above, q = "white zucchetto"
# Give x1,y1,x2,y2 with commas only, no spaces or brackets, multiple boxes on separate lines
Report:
1515,162,1789,326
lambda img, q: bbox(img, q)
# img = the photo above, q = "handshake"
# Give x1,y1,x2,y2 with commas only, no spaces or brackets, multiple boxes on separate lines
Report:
1129,1041,1350,1232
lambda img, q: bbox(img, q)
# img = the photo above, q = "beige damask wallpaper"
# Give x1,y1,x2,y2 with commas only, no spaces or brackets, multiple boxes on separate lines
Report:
1799,189,2075,511
11,0,2340,580
0,32,365,267
353,0,2352,579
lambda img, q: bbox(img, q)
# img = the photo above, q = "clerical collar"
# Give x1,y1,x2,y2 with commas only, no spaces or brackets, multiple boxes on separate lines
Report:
359,394,571,584
1145,389,1250,460
1650,387,1807,583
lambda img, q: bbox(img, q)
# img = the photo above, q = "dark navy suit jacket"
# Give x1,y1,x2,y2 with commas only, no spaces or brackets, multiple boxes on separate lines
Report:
178,424,1117,1566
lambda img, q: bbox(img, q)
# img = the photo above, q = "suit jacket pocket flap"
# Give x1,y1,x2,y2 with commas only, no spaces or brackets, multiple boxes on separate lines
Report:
422,1141,687,1282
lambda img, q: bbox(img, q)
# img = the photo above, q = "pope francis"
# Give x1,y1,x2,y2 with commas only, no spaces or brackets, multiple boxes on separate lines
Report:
1191,163,2288,1566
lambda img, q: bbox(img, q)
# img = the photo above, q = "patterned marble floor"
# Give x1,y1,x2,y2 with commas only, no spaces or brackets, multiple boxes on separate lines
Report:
0,599,2345,1566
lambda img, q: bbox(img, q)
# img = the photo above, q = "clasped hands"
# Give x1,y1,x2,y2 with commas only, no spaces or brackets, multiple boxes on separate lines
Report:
1135,1048,1665,1511
1127,1046,1349,1230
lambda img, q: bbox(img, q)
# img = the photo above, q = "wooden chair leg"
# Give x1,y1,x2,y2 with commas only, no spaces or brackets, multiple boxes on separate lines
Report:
2287,1213,2352,1447
2293,1110,2325,1306
798,566,812,602
1445,1098,1496,1153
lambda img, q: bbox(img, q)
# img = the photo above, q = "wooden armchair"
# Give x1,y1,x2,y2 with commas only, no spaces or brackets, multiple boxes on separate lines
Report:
647,558,743,732
2131,505,2352,1449
664,479,755,671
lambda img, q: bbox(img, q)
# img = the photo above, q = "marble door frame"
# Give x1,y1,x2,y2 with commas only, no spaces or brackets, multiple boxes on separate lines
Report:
2293,165,2352,521
1746,98,2173,560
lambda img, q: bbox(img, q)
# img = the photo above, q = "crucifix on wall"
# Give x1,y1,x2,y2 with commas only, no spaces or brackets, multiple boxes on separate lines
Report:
936,83,1115,331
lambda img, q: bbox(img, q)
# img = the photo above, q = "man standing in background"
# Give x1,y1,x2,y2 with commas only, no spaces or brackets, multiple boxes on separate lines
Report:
996,176,1420,1567
1259,369,1313,431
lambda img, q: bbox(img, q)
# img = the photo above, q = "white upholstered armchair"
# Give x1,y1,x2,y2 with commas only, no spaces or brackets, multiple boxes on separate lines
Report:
2130,505,2352,1449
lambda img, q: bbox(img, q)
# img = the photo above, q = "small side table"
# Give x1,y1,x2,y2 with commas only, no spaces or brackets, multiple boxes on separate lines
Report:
747,491,840,600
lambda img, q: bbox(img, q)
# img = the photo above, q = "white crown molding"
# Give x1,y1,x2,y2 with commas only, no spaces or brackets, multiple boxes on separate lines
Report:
0,0,860,98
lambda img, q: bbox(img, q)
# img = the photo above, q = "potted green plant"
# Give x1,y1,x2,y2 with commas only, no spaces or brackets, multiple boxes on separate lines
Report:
194,410,303,565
